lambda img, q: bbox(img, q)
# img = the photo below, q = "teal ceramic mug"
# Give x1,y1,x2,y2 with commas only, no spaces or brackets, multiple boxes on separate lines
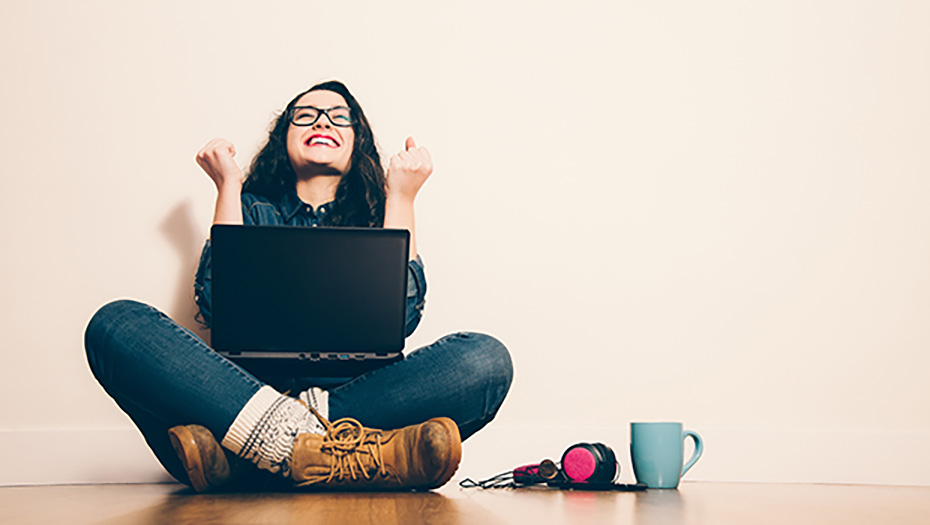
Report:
630,422,703,489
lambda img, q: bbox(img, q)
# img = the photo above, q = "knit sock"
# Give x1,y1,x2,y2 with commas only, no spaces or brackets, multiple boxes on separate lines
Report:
221,386,327,476
299,386,329,422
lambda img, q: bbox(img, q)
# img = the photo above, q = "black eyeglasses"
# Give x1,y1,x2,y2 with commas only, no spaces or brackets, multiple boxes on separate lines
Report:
289,105,354,127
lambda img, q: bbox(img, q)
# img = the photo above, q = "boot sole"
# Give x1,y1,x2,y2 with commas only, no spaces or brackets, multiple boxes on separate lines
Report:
427,417,462,489
168,426,209,492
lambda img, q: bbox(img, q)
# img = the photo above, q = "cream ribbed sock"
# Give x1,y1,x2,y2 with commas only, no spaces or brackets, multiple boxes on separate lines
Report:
221,386,327,476
299,387,329,421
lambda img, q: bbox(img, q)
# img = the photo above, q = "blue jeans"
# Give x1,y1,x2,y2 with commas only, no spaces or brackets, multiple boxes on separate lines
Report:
84,299,513,484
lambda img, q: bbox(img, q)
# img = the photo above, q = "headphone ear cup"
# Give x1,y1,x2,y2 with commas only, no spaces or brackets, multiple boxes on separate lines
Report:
591,443,618,483
513,459,558,486
561,443,595,482
560,442,620,484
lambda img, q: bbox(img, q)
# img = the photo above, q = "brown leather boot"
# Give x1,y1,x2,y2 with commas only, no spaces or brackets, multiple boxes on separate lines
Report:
168,425,254,492
290,413,462,490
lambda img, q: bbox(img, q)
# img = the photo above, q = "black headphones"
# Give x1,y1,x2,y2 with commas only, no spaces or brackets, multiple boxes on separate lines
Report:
461,442,644,491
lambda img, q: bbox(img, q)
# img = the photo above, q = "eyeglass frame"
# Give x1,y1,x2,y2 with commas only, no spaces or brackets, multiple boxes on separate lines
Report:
288,105,355,127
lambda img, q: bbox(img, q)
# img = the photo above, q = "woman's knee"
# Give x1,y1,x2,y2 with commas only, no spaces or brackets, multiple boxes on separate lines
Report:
444,333,512,438
84,299,152,379
455,332,514,393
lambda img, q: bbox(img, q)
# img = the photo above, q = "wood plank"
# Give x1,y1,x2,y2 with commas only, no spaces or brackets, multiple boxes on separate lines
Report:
1,482,928,525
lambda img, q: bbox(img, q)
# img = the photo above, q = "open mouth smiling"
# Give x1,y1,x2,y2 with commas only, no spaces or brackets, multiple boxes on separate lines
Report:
305,134,340,148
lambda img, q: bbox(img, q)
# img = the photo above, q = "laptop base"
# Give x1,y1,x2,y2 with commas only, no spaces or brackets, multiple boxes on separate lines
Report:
219,352,403,378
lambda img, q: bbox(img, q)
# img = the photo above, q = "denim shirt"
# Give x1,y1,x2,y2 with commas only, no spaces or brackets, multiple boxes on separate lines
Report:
193,190,427,337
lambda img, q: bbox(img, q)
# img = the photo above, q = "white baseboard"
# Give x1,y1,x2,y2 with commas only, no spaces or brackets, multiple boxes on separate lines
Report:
2,425,928,487
0,428,172,486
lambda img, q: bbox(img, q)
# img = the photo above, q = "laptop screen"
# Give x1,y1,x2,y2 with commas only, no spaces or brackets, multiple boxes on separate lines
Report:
210,225,409,355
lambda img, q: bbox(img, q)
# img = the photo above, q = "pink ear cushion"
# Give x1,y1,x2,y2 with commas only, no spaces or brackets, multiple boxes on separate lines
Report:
563,447,597,481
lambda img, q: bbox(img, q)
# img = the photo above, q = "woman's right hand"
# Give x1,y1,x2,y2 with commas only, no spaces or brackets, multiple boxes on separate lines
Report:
196,138,243,190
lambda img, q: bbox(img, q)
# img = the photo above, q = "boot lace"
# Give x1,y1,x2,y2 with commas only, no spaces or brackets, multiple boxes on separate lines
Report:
297,403,388,485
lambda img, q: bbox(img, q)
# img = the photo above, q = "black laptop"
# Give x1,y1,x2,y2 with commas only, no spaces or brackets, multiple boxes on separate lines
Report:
210,224,409,376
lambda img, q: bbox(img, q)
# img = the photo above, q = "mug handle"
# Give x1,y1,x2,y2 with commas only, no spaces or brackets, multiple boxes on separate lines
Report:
681,430,703,477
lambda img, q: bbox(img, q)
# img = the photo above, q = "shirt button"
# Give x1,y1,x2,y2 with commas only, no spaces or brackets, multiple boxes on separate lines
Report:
318,207,326,214
312,223,318,227
305,206,311,212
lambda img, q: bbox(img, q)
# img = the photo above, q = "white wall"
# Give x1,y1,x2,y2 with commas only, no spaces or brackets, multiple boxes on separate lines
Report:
2,0,929,486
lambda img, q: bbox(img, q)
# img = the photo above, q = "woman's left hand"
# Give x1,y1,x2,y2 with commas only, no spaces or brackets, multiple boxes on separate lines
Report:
386,137,432,202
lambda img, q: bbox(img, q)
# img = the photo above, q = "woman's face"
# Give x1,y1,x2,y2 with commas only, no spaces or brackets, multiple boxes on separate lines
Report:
286,90,355,176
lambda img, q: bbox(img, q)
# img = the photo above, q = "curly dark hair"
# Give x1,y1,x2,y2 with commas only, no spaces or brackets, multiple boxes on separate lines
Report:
242,80,385,227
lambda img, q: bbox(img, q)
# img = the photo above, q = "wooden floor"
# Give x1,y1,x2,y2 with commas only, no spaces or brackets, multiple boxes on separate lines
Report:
1,481,928,524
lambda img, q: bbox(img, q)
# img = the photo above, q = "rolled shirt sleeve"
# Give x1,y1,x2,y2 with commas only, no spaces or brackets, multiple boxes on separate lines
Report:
405,255,427,336
193,239,213,327
193,197,258,328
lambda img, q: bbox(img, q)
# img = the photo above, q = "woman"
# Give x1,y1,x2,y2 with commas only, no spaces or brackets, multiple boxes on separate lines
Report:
84,80,513,492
